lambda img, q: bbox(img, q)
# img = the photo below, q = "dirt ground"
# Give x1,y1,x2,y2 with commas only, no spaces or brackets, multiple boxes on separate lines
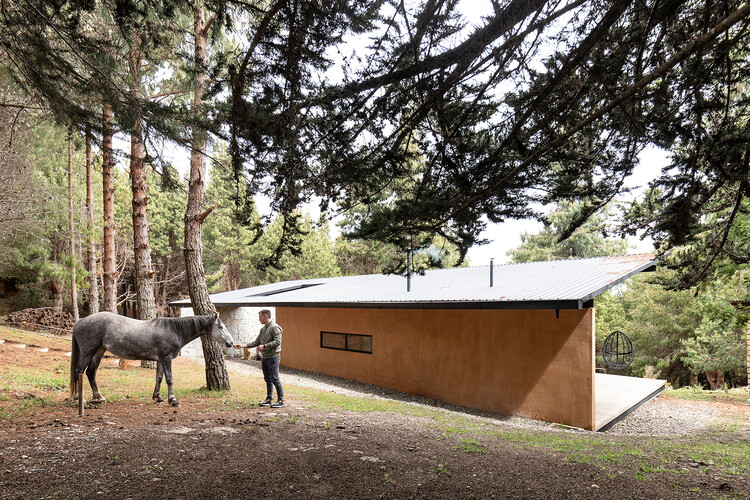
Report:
1,329,749,499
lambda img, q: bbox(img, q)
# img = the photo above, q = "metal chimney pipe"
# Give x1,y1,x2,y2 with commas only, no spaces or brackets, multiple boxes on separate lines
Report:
407,251,412,292
490,258,494,287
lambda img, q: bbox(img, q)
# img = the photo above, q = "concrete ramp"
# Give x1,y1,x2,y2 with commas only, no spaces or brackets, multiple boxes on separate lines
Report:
595,373,665,432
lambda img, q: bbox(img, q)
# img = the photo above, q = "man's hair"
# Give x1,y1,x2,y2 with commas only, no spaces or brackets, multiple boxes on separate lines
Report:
259,309,272,318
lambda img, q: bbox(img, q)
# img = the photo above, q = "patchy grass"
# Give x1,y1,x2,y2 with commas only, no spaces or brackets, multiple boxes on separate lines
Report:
5,370,68,392
455,437,487,454
293,385,437,418
1,325,748,486
486,429,750,478
0,327,71,352
663,385,749,405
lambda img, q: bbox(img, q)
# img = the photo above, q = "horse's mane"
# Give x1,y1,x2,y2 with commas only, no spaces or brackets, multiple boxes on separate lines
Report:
151,315,214,344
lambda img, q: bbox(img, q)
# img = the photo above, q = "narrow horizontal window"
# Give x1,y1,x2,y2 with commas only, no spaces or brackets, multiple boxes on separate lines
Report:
321,332,347,350
321,331,372,354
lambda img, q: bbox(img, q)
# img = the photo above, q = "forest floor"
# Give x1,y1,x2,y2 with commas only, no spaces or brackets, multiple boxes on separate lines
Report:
0,326,749,499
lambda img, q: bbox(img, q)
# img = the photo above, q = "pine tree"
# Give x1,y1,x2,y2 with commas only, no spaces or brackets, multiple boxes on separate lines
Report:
508,201,630,263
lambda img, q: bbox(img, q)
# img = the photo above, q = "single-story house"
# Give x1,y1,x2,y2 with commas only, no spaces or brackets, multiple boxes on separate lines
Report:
173,253,665,431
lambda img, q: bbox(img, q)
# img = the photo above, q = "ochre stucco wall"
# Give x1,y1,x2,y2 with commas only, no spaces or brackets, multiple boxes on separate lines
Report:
276,307,596,430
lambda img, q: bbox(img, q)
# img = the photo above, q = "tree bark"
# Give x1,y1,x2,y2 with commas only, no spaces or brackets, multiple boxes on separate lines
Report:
50,280,63,311
157,253,170,315
101,103,117,313
705,370,725,390
85,130,99,314
68,131,79,322
50,230,64,311
185,0,230,390
129,117,157,322
129,52,158,369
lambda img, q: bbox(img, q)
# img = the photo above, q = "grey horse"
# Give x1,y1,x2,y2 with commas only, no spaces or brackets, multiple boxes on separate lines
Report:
69,312,234,407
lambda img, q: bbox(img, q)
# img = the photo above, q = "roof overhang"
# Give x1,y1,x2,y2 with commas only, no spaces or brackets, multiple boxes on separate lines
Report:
203,298,596,310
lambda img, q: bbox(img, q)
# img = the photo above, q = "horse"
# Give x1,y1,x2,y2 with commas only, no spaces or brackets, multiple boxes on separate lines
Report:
69,311,234,407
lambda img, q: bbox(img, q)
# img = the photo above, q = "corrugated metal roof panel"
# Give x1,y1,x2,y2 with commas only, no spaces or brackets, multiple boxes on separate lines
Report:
171,253,658,309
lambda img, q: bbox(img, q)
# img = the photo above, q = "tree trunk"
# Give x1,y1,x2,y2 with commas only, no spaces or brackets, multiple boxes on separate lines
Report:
705,370,724,390
50,280,64,311
129,51,158,369
224,265,231,292
156,252,170,315
185,0,230,390
50,230,64,312
85,130,99,314
101,103,117,313
67,132,79,322
155,227,178,315
130,120,156,322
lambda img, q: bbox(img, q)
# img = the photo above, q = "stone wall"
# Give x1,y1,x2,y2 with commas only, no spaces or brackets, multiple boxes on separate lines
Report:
179,306,276,359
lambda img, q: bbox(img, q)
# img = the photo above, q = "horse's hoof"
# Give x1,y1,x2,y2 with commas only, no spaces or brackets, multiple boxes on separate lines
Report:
153,396,164,403
90,397,105,404
170,400,181,408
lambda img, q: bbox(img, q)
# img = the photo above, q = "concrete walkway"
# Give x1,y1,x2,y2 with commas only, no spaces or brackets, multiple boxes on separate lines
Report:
595,373,665,431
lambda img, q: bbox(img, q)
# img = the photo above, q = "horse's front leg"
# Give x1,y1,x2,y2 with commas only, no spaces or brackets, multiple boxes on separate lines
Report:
161,357,180,407
87,346,107,403
152,361,164,403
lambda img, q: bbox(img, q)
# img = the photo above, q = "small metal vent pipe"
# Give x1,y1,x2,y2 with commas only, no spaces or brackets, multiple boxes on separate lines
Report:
490,258,494,287
407,251,412,292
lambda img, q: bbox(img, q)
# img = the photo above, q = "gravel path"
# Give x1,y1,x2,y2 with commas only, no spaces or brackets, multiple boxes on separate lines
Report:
222,359,742,436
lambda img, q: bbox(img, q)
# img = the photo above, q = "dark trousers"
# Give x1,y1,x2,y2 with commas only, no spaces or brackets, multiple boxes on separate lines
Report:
261,355,284,400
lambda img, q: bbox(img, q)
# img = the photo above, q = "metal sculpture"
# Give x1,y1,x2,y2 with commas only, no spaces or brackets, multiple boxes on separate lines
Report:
603,330,634,369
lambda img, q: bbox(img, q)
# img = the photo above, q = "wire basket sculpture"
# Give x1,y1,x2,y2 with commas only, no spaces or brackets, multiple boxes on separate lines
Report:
603,330,634,369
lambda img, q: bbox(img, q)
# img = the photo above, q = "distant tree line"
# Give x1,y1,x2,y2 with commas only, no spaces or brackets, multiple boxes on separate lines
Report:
0,112,461,314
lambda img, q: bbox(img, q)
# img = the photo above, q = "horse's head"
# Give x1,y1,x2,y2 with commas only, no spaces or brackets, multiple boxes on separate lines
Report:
210,313,234,348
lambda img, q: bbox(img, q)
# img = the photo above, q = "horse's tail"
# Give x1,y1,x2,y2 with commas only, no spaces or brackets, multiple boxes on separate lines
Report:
69,334,80,402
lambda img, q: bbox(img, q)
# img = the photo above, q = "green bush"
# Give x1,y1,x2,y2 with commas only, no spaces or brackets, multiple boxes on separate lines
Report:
14,285,46,310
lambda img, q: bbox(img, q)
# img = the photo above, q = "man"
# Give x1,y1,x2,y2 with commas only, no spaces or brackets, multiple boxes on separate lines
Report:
234,309,285,408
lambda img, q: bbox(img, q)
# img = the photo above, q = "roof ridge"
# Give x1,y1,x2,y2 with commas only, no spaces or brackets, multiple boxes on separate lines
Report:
467,252,658,268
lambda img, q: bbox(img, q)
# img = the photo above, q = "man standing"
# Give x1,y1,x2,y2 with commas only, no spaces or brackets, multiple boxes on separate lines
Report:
234,309,284,408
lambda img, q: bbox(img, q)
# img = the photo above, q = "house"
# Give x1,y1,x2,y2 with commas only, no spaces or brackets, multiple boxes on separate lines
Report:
173,253,665,430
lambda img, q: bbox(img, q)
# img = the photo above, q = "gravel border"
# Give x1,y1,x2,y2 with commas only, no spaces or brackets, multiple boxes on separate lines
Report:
223,359,736,436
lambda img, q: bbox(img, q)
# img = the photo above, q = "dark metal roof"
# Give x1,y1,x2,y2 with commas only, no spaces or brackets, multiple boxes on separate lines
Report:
171,253,658,310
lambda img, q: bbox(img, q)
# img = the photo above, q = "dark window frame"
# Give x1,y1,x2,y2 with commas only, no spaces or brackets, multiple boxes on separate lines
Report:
320,331,372,354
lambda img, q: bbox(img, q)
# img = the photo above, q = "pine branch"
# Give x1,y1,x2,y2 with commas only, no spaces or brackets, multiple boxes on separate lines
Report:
455,2,750,222
0,102,46,110
339,0,548,94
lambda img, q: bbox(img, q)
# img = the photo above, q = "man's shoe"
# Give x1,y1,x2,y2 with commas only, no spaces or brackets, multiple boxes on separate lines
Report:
270,399,285,408
259,398,273,406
